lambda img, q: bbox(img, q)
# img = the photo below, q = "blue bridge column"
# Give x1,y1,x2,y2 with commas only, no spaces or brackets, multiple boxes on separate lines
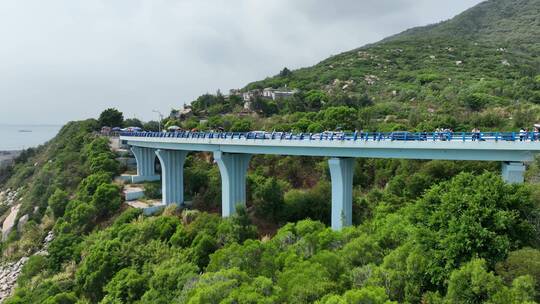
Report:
501,162,526,184
214,151,252,217
155,149,188,205
131,146,160,183
328,158,355,230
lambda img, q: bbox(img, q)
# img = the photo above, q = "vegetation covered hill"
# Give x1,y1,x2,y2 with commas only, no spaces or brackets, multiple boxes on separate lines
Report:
245,0,539,97
160,3,540,137
385,0,540,53
1,0,540,303
1,118,539,303
190,0,537,134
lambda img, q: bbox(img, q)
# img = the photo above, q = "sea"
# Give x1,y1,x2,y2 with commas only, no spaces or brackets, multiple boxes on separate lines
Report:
0,124,62,151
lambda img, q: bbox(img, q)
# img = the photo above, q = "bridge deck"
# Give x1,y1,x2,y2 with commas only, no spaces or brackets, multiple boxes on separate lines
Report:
121,131,540,162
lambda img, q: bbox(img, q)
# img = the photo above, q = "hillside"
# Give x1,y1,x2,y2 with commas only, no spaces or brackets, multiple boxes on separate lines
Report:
227,0,539,133
1,116,539,304
385,0,540,53
1,0,540,303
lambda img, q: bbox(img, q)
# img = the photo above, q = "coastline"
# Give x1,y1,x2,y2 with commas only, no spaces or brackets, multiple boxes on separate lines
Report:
0,124,61,152
0,151,21,168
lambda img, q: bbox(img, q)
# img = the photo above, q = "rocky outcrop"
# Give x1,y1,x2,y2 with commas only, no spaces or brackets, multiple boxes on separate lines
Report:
0,187,23,242
0,231,54,303
0,188,21,207
16,215,28,233
35,231,54,256
2,205,20,242
0,257,28,301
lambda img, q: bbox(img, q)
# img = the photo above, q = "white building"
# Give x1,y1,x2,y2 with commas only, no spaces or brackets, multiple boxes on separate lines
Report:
242,88,298,102
262,88,275,98
242,89,261,102
271,89,298,100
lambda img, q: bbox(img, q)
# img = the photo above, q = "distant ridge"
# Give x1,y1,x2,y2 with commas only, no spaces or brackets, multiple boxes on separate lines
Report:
239,0,539,110
185,0,539,134
382,0,540,53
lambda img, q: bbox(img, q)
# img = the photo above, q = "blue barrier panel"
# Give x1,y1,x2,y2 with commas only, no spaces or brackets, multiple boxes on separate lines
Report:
120,130,540,143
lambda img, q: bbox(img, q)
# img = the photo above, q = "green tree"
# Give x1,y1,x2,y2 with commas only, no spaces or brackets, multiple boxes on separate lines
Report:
445,259,503,303
495,247,540,298
445,259,536,304
308,122,324,133
322,106,358,130
47,233,83,271
278,261,337,303
190,232,218,269
217,205,258,244
180,268,249,303
140,258,198,304
18,255,48,285
91,183,121,218
409,172,536,286
98,108,124,128
222,276,280,304
76,240,125,302
342,287,395,304
123,118,143,128
143,120,160,132
169,225,191,248
101,268,147,304
207,240,274,278
305,90,329,111
63,202,97,233
48,189,69,218
88,153,119,175
341,235,384,267
252,177,285,221
279,67,292,77
77,172,113,201
42,293,78,304
230,119,252,132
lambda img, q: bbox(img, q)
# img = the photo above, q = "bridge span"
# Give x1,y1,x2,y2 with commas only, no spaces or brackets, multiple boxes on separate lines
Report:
121,131,540,230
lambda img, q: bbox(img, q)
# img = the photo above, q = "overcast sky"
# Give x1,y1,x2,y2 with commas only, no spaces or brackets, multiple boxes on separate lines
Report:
0,0,484,125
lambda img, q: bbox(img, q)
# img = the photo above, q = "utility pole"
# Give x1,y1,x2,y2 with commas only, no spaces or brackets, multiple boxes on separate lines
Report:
152,110,164,132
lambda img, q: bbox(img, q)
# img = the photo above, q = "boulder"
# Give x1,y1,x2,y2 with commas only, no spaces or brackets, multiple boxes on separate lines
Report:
2,204,20,241
17,214,29,232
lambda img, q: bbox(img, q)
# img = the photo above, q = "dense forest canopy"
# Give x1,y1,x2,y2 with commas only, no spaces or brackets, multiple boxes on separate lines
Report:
1,0,540,303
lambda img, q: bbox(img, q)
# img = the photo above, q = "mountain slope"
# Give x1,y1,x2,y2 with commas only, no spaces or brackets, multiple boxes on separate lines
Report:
238,0,540,131
384,0,540,53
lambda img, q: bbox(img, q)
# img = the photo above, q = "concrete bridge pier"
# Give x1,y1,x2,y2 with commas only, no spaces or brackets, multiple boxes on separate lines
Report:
501,162,526,184
328,158,355,230
214,151,252,217
155,149,188,205
131,146,160,183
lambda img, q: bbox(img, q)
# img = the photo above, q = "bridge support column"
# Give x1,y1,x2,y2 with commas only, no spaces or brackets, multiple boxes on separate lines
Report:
155,149,188,205
131,146,160,183
329,158,355,230
501,162,526,184
214,151,252,217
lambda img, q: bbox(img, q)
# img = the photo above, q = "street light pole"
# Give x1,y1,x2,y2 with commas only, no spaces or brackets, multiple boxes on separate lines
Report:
152,110,164,132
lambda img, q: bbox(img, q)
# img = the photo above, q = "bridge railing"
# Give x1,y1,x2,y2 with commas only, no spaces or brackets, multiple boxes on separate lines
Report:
120,131,540,142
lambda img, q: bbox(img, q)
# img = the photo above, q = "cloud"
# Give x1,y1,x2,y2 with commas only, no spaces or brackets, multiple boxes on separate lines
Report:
0,0,483,124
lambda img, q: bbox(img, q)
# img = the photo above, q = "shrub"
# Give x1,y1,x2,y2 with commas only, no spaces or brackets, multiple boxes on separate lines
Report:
252,177,285,221
77,172,112,201
143,182,161,199
101,268,147,303
98,108,124,128
91,184,121,218
48,189,69,218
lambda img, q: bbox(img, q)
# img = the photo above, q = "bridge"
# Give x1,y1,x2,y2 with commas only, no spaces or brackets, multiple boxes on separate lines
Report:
120,131,540,230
